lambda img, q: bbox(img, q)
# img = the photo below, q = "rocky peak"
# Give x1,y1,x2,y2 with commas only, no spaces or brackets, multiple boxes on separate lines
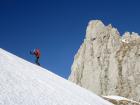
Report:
122,32,140,44
69,20,140,102
86,20,105,40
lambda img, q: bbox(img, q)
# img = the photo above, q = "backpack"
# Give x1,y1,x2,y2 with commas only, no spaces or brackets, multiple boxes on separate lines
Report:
35,49,41,57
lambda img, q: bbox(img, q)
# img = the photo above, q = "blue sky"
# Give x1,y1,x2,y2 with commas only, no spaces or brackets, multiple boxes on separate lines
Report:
0,0,140,78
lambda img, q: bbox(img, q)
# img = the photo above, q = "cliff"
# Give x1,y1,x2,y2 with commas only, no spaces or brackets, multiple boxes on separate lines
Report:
69,20,140,102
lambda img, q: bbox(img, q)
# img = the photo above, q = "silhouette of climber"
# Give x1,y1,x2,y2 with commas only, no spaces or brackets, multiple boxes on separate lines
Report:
30,48,41,66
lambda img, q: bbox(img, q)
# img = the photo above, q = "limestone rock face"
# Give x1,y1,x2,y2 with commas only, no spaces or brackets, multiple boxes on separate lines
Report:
69,20,140,102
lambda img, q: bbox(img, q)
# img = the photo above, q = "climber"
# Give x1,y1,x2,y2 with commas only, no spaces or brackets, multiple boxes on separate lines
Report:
30,48,41,66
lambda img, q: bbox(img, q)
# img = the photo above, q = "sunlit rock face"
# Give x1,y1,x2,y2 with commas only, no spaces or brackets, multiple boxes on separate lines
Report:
69,20,140,102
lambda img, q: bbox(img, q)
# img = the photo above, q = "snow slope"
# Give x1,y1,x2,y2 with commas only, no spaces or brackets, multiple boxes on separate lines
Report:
103,96,140,104
0,48,113,105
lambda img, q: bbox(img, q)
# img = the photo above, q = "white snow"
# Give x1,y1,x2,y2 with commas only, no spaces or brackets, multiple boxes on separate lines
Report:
121,39,129,43
103,96,140,104
103,95,129,100
0,48,114,105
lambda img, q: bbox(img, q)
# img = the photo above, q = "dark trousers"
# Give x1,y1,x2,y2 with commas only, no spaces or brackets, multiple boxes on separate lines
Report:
35,57,40,66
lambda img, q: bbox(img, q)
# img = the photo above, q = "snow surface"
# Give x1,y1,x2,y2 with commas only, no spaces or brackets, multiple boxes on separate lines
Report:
0,48,114,105
103,96,140,104
121,39,129,43
103,95,129,100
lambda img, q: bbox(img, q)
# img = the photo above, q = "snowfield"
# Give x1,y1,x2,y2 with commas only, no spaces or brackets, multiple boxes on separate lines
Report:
103,96,140,104
0,48,113,105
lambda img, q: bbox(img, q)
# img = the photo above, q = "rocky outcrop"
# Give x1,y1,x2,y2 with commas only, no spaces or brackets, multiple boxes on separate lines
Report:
69,20,140,102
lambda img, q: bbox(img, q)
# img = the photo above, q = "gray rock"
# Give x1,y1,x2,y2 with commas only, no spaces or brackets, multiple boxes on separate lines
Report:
69,20,140,102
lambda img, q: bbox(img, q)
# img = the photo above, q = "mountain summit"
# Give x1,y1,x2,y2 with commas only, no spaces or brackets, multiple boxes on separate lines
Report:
0,48,113,105
69,20,140,102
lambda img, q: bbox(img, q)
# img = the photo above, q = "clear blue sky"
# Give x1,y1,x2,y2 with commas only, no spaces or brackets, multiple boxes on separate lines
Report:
0,0,140,78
